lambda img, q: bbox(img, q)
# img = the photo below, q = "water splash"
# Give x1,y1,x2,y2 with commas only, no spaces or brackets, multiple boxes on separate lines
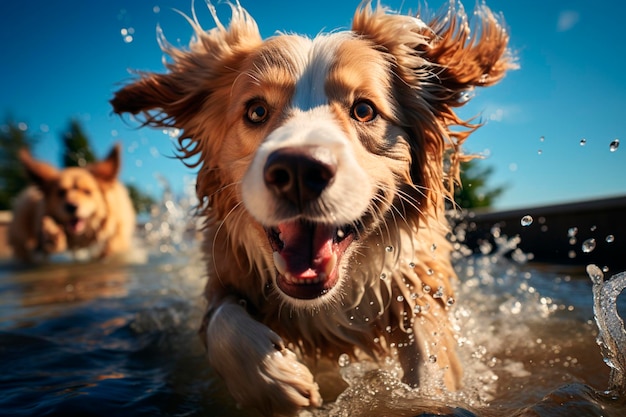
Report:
588,265,626,396
609,139,620,152
139,175,199,254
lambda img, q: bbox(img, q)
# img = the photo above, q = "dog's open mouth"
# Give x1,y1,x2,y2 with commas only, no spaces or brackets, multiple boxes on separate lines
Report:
66,217,86,234
267,220,358,300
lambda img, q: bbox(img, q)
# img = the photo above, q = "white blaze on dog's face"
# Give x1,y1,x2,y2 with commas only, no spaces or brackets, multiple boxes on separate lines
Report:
232,33,412,304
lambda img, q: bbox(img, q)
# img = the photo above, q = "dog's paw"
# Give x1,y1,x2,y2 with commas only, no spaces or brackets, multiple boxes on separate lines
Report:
255,346,322,415
206,301,322,416
40,216,67,253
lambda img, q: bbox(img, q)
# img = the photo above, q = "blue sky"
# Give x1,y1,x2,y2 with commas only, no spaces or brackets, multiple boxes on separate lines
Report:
1,1,624,210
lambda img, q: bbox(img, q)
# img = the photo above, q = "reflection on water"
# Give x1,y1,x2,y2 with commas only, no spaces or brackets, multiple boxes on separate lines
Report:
0,198,625,416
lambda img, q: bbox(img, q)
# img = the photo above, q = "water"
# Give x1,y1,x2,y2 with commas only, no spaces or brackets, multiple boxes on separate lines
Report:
1,205,626,416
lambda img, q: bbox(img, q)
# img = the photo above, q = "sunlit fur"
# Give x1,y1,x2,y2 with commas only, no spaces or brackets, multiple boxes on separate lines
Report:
8,144,136,262
111,2,514,415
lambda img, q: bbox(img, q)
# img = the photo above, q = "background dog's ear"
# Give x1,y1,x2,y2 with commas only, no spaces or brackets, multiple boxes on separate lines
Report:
18,148,60,189
89,143,121,183
110,4,262,129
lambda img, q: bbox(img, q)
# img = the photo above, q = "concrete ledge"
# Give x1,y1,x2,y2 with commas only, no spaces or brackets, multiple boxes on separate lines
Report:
462,195,626,271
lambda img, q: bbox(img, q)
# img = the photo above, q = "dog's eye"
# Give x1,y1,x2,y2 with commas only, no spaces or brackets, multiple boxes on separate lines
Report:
246,101,269,124
351,100,377,123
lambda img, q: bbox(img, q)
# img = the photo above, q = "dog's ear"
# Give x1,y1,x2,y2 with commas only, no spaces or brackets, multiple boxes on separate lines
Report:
110,5,262,129
352,4,515,206
352,3,514,115
89,143,121,183
18,148,60,189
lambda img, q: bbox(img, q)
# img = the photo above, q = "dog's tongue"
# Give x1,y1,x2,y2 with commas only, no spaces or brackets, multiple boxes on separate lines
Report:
277,221,334,279
67,218,86,234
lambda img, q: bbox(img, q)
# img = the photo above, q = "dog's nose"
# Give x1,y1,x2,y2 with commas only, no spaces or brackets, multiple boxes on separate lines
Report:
64,202,78,215
263,146,337,207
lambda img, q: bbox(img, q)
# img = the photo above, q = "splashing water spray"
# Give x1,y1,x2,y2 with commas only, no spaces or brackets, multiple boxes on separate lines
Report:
588,264,626,396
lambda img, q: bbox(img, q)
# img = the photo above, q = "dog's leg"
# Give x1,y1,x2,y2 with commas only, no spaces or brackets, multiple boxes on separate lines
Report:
39,216,67,255
204,297,322,416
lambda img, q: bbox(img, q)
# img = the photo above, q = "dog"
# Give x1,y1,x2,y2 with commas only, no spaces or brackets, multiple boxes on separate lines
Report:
111,2,513,415
8,144,136,262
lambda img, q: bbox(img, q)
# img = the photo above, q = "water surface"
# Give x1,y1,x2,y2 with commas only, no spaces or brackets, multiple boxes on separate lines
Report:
0,234,625,417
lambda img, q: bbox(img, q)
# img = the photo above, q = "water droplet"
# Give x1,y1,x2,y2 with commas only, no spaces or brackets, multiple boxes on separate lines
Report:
609,138,620,152
602,266,610,273
539,135,545,142
521,215,533,226
568,250,577,259
537,149,543,155
428,355,437,363
426,268,434,276
606,235,615,243
433,286,444,299
569,237,577,245
446,297,456,306
430,244,437,252
385,245,393,252
380,273,387,280
590,225,597,232
580,138,587,146
586,264,604,284
582,238,596,253
338,353,350,367
396,295,405,302
423,284,431,293
409,262,416,268
568,227,578,237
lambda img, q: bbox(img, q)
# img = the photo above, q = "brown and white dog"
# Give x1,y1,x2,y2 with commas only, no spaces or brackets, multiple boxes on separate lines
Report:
111,2,513,415
8,144,136,262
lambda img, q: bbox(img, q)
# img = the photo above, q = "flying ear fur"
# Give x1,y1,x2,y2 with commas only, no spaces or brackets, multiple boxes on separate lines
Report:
110,4,262,130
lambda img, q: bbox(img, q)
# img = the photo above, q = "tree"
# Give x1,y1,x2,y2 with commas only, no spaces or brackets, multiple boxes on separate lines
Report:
126,183,157,215
0,117,38,210
62,119,96,167
453,159,505,210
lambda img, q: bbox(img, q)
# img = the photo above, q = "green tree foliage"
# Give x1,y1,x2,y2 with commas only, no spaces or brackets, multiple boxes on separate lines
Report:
0,118,38,210
454,159,505,210
126,183,156,215
62,119,96,167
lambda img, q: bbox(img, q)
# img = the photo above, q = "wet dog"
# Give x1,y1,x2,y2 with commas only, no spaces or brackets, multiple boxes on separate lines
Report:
9,144,136,262
111,2,513,415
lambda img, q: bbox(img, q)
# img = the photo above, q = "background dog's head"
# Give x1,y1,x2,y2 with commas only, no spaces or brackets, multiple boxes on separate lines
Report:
20,144,121,236
111,3,514,305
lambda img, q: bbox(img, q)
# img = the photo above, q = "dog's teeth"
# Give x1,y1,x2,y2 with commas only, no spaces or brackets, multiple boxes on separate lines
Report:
273,251,287,276
325,253,337,277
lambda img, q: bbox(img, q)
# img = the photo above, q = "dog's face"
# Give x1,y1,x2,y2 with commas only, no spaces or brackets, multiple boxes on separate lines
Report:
20,145,121,237
111,4,512,306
